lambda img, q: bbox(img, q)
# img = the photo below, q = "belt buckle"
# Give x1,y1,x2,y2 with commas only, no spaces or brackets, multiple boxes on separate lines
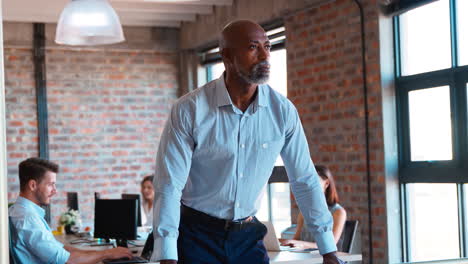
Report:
225,216,253,231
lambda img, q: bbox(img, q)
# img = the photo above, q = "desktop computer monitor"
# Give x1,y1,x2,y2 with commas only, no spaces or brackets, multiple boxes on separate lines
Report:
67,192,79,211
121,194,142,227
94,199,138,247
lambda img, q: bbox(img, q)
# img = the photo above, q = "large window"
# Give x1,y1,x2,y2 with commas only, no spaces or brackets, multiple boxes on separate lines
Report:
396,0,468,262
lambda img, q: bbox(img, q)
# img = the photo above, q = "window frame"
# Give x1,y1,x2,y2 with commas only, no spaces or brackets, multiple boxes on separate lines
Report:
395,0,468,261
396,0,468,184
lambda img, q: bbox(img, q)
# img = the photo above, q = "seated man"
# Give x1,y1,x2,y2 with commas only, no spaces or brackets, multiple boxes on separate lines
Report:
9,157,132,264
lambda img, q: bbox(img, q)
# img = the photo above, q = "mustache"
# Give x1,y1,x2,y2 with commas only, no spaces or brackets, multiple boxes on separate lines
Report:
253,61,270,69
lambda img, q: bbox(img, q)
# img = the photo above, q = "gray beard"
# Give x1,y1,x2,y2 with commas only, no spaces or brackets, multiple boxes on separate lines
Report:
237,61,270,84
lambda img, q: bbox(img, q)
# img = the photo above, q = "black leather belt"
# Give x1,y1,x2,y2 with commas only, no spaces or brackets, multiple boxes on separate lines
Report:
180,204,255,231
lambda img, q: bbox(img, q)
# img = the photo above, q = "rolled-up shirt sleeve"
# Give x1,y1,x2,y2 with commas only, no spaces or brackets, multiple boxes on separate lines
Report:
150,101,194,261
280,101,337,255
20,217,70,264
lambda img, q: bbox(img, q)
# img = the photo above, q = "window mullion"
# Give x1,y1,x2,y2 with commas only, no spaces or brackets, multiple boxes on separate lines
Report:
454,73,468,170
457,184,466,257
450,0,458,67
401,183,410,262
394,16,402,78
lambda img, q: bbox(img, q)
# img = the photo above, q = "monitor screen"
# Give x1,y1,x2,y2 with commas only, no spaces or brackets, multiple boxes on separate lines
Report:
94,199,138,243
67,192,79,211
121,194,142,227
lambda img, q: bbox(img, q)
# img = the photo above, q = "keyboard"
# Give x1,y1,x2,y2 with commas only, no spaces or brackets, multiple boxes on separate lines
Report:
103,256,148,264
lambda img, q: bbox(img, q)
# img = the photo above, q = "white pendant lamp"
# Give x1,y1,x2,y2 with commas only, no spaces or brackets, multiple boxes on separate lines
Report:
55,0,125,46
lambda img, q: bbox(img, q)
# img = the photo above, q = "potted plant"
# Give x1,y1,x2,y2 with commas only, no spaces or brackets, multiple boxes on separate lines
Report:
59,209,81,234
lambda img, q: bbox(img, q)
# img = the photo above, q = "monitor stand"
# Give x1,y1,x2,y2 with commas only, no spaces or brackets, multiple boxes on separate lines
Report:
116,238,128,248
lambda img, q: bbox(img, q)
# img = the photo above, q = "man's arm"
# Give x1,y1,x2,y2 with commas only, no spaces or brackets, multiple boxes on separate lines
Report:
150,102,195,263
280,101,337,256
64,246,132,264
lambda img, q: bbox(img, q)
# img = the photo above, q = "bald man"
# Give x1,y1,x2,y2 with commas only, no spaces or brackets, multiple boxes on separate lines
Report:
151,20,344,264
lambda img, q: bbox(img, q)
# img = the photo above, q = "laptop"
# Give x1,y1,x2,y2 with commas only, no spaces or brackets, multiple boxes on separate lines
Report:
103,232,154,264
261,221,318,252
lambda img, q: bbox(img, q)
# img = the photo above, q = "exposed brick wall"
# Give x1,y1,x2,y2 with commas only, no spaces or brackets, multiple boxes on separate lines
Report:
45,49,178,227
286,0,386,262
5,47,38,201
5,23,180,228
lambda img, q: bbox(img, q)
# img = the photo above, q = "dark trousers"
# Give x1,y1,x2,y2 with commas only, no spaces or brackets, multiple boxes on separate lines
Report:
177,206,269,264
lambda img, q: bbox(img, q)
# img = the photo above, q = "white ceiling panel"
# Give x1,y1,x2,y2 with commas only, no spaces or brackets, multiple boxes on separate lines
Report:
2,0,233,28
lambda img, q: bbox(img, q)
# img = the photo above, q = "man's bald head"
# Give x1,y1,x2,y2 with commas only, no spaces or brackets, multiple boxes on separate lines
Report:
219,20,271,85
219,20,267,52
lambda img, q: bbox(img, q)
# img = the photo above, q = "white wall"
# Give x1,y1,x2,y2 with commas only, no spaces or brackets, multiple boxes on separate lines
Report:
0,0,10,262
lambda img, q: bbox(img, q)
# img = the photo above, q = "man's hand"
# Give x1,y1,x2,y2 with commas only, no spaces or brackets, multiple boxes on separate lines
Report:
160,260,177,264
323,252,347,264
278,238,317,249
104,247,133,260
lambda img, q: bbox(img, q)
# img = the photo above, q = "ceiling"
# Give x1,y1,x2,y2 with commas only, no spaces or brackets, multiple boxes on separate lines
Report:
3,0,233,28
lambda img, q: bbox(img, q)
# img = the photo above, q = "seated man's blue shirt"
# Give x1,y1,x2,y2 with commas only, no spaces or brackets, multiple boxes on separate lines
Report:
9,196,70,264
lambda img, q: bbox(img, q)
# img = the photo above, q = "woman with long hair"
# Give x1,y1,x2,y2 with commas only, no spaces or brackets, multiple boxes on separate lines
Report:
140,175,154,226
280,165,346,249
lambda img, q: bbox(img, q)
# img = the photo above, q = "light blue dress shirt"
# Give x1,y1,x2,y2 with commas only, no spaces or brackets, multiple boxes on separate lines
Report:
301,203,344,242
9,196,70,264
151,75,336,261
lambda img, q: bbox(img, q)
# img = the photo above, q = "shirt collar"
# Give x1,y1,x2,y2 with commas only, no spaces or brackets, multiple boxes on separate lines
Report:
214,73,269,108
15,196,45,218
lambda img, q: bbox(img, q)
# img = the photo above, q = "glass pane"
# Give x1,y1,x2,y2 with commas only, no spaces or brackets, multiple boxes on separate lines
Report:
209,62,225,82
407,183,459,262
457,0,468,66
399,0,451,75
408,86,453,161
256,186,270,222
269,49,287,96
270,183,291,237
197,65,208,87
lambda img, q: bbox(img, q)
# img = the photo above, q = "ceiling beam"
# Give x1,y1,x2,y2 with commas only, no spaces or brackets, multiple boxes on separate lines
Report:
119,19,180,27
111,0,233,6
3,14,186,27
112,2,213,14
119,12,196,21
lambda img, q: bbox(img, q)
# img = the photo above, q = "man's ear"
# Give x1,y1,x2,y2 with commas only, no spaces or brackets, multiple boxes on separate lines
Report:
28,179,38,191
221,48,232,65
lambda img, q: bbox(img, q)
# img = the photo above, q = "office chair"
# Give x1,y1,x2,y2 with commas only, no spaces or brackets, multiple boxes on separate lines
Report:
121,193,142,226
141,231,154,260
9,217,19,264
338,220,359,253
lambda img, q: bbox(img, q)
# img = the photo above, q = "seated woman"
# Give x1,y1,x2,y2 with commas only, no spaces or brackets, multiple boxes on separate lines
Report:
140,175,154,226
280,165,346,249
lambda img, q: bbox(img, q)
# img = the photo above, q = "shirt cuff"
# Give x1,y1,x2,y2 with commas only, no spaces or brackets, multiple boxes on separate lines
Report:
59,248,71,264
314,230,337,255
150,236,178,261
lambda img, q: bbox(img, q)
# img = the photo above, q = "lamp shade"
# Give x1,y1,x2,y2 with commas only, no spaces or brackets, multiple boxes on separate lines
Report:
55,0,125,46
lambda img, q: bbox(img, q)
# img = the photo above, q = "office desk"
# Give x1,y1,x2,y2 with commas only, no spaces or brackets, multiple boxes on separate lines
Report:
56,234,362,264
268,251,362,263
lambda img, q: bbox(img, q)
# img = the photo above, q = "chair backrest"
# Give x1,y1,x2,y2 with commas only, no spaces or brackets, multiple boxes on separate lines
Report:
339,220,359,253
141,231,154,260
9,217,19,264
122,193,142,227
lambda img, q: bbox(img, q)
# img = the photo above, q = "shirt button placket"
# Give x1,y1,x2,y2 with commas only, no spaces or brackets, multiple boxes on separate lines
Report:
235,116,247,218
